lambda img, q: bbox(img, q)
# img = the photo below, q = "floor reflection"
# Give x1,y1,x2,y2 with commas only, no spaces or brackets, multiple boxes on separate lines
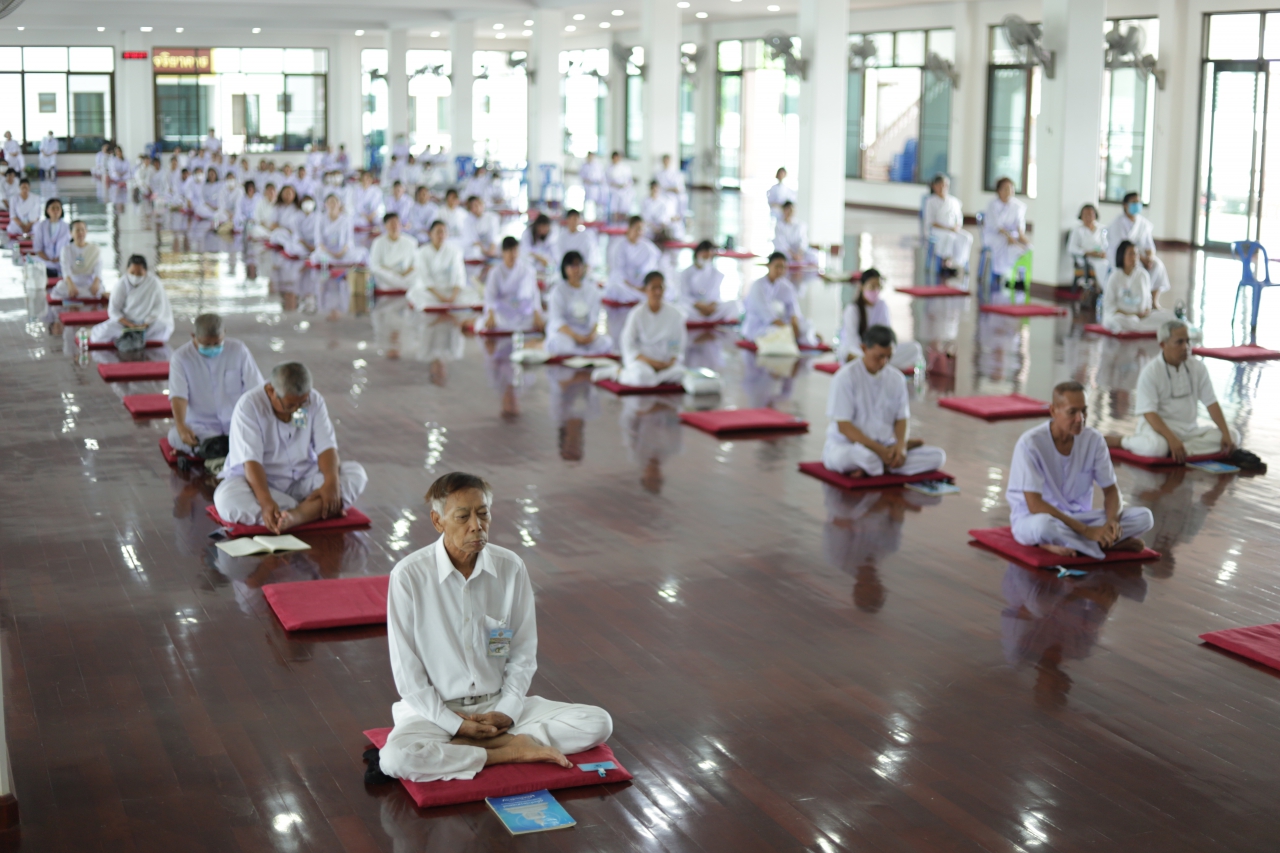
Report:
620,394,683,494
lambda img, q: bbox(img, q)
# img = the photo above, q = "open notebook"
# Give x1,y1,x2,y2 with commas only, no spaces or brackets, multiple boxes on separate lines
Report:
215,534,311,557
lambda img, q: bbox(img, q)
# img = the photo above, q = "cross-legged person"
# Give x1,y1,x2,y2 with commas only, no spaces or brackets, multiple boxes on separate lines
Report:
546,250,614,356
1101,240,1183,335
822,325,946,478
1008,380,1154,559
408,220,471,310
89,255,174,347
169,313,264,456
741,252,818,346
836,268,921,370
368,472,614,784
1107,320,1241,461
618,272,686,387
678,241,739,323
213,362,368,532
603,216,661,304
482,237,544,333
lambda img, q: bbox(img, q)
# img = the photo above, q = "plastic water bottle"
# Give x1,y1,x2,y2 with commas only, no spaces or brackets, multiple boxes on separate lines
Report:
512,330,524,352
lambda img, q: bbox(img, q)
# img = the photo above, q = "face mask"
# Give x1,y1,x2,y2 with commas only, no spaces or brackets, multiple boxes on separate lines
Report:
126,272,145,285
863,289,880,304
195,174,205,184
1126,202,1142,216
197,343,224,358
301,200,316,213
694,257,707,268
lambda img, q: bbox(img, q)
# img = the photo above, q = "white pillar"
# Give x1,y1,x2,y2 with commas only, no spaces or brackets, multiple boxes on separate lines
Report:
642,0,681,182
528,10,563,199
450,22,475,159
332,35,363,161
1031,0,1106,285
387,30,409,149
1151,0,1189,241
694,22,716,188
119,31,153,161
797,0,849,249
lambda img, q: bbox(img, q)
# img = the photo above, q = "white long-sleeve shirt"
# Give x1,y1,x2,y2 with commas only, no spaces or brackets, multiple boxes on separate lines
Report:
547,281,603,338
607,237,661,291
773,219,809,257
369,233,419,290
168,339,264,436
8,193,42,228
766,181,795,218
1101,267,1153,330
924,193,964,231
484,261,540,328
825,357,911,448
387,537,538,733
409,241,467,306
679,262,725,308
557,227,598,270
1067,222,1108,261
621,301,686,366
741,275,804,340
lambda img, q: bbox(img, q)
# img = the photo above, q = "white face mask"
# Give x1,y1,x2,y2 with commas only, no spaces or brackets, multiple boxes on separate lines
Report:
126,272,146,285
195,174,206,184
301,200,316,213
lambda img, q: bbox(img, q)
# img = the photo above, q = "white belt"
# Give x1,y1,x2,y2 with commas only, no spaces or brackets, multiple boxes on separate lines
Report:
453,691,499,707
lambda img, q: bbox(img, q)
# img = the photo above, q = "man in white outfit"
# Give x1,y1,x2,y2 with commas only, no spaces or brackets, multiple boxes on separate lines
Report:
766,166,795,222
822,325,946,478
168,313,264,455
1108,321,1240,461
482,237,544,333
367,472,614,785
618,272,686,387
89,255,174,345
678,241,739,323
213,362,368,532
1107,192,1170,303
923,173,971,276
407,221,471,309
605,151,634,220
1008,381,1154,560
740,253,817,345
580,153,607,217
369,213,418,293
38,131,58,178
6,178,40,237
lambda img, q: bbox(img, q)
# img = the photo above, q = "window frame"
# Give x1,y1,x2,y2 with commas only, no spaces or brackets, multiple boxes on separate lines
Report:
984,26,1039,194
1099,17,1159,204
3,46,117,154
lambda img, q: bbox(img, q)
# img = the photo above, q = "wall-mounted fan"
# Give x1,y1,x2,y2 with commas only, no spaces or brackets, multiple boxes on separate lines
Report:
612,44,644,79
1002,15,1055,78
681,44,699,81
924,52,959,88
1105,23,1165,90
0,0,26,19
764,32,807,80
848,38,877,72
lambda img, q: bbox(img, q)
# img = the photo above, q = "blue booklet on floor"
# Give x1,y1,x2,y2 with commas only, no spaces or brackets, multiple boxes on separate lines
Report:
485,789,576,835
904,480,960,496
1187,460,1240,474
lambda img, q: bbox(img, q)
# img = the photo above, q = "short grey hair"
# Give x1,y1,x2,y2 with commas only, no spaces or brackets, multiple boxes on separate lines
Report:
194,313,223,340
1157,319,1188,343
426,472,494,516
271,362,312,397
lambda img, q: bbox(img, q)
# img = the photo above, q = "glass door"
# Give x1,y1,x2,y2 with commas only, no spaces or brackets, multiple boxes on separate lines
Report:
1196,60,1266,248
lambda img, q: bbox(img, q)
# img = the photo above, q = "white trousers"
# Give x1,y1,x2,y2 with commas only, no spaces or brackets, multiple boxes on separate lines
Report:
837,341,922,371
821,440,946,478
930,227,972,268
619,360,684,387
545,330,616,356
89,318,174,345
1122,422,1238,458
602,277,644,304
311,246,370,266
990,239,1032,278
379,695,613,783
680,300,740,323
1104,309,1179,334
1145,257,1170,296
1011,506,1154,561
212,461,368,525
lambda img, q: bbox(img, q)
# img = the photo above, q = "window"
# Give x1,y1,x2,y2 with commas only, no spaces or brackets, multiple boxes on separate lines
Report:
1100,18,1159,203
560,48,608,158
407,49,451,153
1194,12,1280,248
623,47,643,160
717,41,742,185
985,26,1041,195
362,48,388,169
846,29,954,184
716,38,800,188
154,47,327,153
0,46,115,153
680,43,698,165
472,51,527,167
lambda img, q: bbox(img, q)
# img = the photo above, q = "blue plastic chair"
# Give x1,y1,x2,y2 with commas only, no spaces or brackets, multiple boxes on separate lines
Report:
1231,241,1279,343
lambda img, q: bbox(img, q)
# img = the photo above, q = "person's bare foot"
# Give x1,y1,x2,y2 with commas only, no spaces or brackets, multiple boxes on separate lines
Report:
846,468,866,478
487,734,571,769
1104,434,1124,449
907,438,924,450
385,348,399,360
1041,544,1078,557
1107,536,1145,552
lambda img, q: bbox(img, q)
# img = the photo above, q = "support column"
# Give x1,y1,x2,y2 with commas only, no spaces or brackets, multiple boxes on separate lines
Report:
450,22,475,160
693,22,716,188
387,30,409,150
642,0,681,181
528,9,563,199
797,0,849,249
1031,0,1106,285
118,30,153,162
332,34,363,160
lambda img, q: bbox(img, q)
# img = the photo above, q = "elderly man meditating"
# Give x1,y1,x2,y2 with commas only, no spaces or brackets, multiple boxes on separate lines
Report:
1008,381,1153,559
1106,320,1240,462
213,362,367,533
822,325,946,478
618,272,686,387
169,313,264,456
366,472,614,784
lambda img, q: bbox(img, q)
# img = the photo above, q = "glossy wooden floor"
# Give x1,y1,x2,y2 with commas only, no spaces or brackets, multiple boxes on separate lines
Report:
2,182,1279,852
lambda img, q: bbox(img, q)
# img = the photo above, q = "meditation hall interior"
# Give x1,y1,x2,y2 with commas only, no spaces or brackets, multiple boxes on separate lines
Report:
3,0,1280,848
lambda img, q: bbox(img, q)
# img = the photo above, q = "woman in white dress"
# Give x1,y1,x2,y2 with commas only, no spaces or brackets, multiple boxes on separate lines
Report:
546,250,614,356
1066,203,1109,285
981,177,1031,283
1101,241,1184,335
836,269,922,372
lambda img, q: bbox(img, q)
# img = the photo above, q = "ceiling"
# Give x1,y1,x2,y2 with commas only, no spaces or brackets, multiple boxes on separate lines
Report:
4,0,805,41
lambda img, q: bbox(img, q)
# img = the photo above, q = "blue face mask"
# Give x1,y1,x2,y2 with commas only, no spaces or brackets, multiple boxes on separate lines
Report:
1126,201,1142,216
197,343,223,358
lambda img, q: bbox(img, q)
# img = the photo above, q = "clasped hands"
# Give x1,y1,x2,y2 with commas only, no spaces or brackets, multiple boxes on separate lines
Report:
1079,518,1123,548
456,711,514,740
